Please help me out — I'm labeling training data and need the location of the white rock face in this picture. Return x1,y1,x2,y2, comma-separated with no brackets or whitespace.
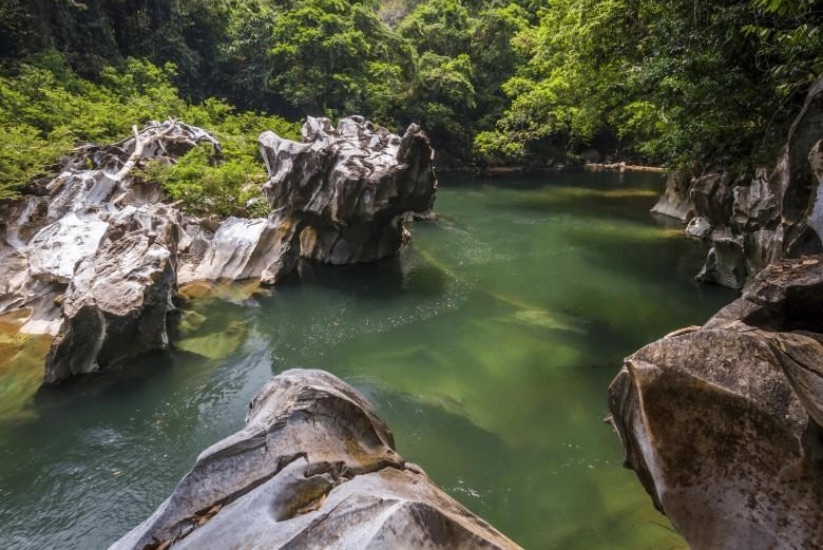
0,120,218,382
28,212,109,283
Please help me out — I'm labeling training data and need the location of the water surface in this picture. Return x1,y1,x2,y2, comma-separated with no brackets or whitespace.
0,171,735,548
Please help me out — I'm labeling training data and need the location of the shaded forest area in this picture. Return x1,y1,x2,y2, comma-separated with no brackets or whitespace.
1,0,821,202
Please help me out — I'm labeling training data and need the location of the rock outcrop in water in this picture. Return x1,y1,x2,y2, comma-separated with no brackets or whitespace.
0,116,437,384
112,369,519,550
651,77,823,289
608,256,823,549
0,120,216,382
258,115,437,267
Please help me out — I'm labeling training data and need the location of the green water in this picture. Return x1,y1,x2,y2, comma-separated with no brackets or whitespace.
0,171,735,548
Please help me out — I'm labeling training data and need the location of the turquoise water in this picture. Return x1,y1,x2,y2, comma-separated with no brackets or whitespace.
0,171,735,548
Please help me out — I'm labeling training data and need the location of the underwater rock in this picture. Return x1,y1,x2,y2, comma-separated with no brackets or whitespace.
112,369,519,550
609,255,823,549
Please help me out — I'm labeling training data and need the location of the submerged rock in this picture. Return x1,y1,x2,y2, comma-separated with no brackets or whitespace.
609,255,823,549
112,369,518,550
652,77,823,288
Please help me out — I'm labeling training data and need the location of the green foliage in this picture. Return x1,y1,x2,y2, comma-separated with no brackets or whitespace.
481,0,823,168
0,51,298,210
142,111,299,217
397,0,473,57
269,0,411,117
2,0,822,173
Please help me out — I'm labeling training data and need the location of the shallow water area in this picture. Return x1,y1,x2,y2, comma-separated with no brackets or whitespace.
0,170,735,548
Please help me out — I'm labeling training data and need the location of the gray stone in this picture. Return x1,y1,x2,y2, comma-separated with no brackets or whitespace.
609,255,823,549
650,171,695,222
1,116,438,383
650,77,823,288
112,369,519,550
258,116,437,268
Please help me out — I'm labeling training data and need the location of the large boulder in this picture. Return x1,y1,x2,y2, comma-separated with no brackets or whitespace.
652,77,823,289
111,369,519,550
44,204,180,383
258,115,437,267
608,255,823,549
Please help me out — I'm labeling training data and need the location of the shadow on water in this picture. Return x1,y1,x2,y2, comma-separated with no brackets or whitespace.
31,351,177,414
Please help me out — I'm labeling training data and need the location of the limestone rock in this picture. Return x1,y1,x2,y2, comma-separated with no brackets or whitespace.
1,116,438,383
44,204,180,383
0,120,219,383
650,171,695,222
609,255,823,549
111,369,519,550
651,77,823,288
177,215,301,285
258,115,437,267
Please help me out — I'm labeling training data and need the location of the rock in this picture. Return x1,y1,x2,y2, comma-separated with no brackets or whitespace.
44,204,180,383
177,215,301,285
1,116,437,383
684,216,711,239
650,171,695,222
258,115,437,268
609,255,823,549
111,369,519,550
651,77,823,288
0,120,219,383
695,236,746,289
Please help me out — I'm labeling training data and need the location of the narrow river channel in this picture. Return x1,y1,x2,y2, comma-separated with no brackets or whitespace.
0,170,736,548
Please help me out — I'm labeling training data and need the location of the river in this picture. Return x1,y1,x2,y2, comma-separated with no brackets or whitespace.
0,170,735,548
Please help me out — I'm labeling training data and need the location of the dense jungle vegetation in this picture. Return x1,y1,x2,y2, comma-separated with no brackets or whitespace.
0,0,821,205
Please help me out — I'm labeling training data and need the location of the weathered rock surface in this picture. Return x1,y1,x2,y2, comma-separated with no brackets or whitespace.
1,116,436,384
652,77,823,288
112,369,519,550
257,115,437,267
609,255,823,549
0,120,218,382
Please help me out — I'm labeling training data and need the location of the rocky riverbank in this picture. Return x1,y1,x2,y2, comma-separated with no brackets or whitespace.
609,76,823,548
651,77,823,289
111,369,520,550
0,116,437,384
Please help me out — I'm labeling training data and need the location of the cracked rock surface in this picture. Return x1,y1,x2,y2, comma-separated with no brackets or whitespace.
651,77,823,288
608,256,823,549
111,369,519,550
0,120,216,382
258,115,437,267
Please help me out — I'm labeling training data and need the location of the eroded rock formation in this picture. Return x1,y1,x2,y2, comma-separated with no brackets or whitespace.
112,369,519,550
258,115,437,266
178,116,438,284
0,120,216,382
609,256,823,549
651,77,823,288
0,116,437,384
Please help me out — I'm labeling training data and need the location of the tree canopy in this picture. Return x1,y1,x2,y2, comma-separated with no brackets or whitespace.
1,0,821,202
